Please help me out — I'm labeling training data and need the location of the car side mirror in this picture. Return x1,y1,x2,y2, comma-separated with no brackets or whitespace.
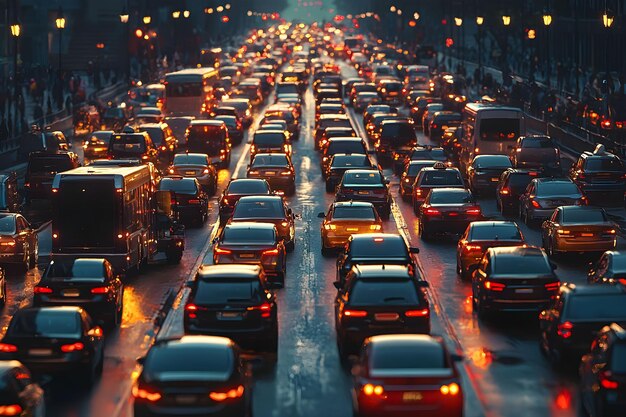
317,212,326,218
416,280,429,288
409,247,420,254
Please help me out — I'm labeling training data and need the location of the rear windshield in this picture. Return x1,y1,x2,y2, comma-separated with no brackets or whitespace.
251,154,289,167
333,206,376,220
195,280,263,304
104,108,124,118
159,179,198,195
522,137,555,148
562,209,607,223
584,157,624,172
411,149,446,161
350,280,418,305
507,173,534,191
173,154,208,165
254,132,285,146
371,344,445,370
331,155,369,168
233,200,284,219
474,156,513,169
566,294,626,320
28,157,73,173
343,171,383,185
328,142,366,155
537,182,580,196
110,135,146,153
420,170,464,186
492,255,551,275
429,190,473,204
222,227,275,244
471,225,522,241
479,118,519,140
227,180,268,194
610,343,626,374
188,125,223,138
140,128,164,146
350,238,408,258
381,124,417,145
0,215,15,234
9,310,81,338
43,261,106,281
145,344,233,374
407,162,435,176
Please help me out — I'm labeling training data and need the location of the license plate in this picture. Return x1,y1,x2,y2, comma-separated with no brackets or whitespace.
581,233,594,237
218,312,243,320
402,391,423,402
358,190,370,195
491,177,499,182
515,288,534,294
62,289,80,297
447,212,459,217
346,227,359,232
239,253,255,258
176,395,197,405
186,171,195,175
29,349,52,356
375,313,399,321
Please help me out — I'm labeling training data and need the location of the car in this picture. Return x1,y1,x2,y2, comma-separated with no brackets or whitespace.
541,206,617,256
263,105,300,140
221,98,253,127
183,264,279,350
336,234,420,286
410,96,441,125
219,179,272,222
0,306,104,383
363,104,399,128
316,103,345,119
456,221,526,280
250,130,291,157
422,103,445,134
168,152,218,194
163,116,194,144
325,153,376,192
318,127,357,150
417,188,482,239
367,113,403,141
351,335,463,417
495,169,538,214
33,258,124,327
321,138,368,173
0,213,38,273
354,92,380,112
334,265,430,357
260,120,292,142
467,155,513,195
133,335,253,417
519,178,584,225
185,120,232,168
82,131,113,160
137,123,178,165
24,151,80,203
213,223,287,286
158,177,209,226
335,169,392,220
349,83,377,106
579,323,626,417
213,115,244,145
539,283,626,366
318,202,383,255
101,105,132,131
229,195,296,252
588,251,626,284
427,112,461,143
246,153,296,196
471,246,559,318
314,114,352,150
510,135,561,175
412,163,465,209
0,360,45,415
374,119,417,163
399,160,438,201
404,89,430,106
107,132,159,166
569,144,626,206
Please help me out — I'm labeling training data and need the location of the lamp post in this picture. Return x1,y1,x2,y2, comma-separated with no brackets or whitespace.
55,7,66,75
10,21,21,136
502,14,511,73
119,6,130,81
543,11,552,87
454,17,462,65
603,9,614,93
476,15,484,82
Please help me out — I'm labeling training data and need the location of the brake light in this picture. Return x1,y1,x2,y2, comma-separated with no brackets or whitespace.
405,308,429,317
369,224,382,231
601,118,612,129
280,170,293,176
0,240,15,247
557,229,570,235
440,383,460,396
0,405,23,416
132,386,162,402
424,208,440,216
499,188,510,195
464,244,482,252
248,303,272,318
531,200,541,209
280,221,289,227
484,281,505,291
344,310,367,317
544,281,560,291
262,248,280,256
188,199,201,204
203,168,210,174
557,321,574,338
248,170,259,175
209,385,245,401
0,343,17,353
324,223,337,230
600,371,620,389
214,247,232,255
33,286,53,294
415,188,423,196
90,287,110,294
362,384,384,396
61,342,84,352
466,207,482,215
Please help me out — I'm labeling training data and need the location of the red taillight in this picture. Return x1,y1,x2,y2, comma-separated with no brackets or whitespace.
214,247,232,255
262,248,279,256
464,244,482,252
0,343,17,353
203,168,210,174
415,188,423,196
499,188,510,195
0,405,23,416
33,286,53,294
531,200,541,209
466,207,482,215
90,287,110,294
424,208,440,216
209,385,245,402
61,342,84,352
405,308,429,317
544,281,560,291
484,281,505,292
557,321,574,339
188,199,201,204
132,386,162,402
248,303,272,318
600,371,620,389
601,118,612,129
578,173,586,180
280,170,293,176
344,309,368,318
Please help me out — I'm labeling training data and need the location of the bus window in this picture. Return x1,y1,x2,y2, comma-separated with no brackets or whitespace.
166,83,203,97
479,119,519,140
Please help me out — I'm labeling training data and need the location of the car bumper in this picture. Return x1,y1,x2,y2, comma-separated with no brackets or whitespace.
471,176,502,190
0,252,24,264
134,399,246,417
483,296,553,312
554,236,616,252
176,206,204,219
527,207,556,220
3,352,94,374
357,395,462,417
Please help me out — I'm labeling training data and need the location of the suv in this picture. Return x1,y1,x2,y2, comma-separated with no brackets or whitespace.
579,323,626,417
569,144,626,205
411,162,465,210
374,119,417,162
496,169,537,214
107,132,158,165
25,151,80,203
137,123,177,165
510,135,561,175
185,120,231,168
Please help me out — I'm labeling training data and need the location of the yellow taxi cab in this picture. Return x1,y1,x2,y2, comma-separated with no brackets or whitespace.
318,201,383,256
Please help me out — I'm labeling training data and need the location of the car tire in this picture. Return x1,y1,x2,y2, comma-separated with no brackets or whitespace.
0,281,6,307
266,326,279,353
419,222,431,240
22,248,30,273
208,181,217,197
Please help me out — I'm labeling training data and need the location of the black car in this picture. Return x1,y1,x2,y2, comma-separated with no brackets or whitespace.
325,153,376,192
569,145,626,206
24,152,80,203
33,258,124,327
219,179,272,222
0,307,104,383
588,251,626,284
579,323,626,417
321,138,368,173
336,233,420,286
471,247,560,318
184,264,278,352
133,335,252,417
335,170,391,219
374,119,417,164
495,168,538,214
0,360,45,416
334,264,430,357
467,155,513,195
0,172,19,212
418,188,482,239
158,176,209,226
539,283,626,366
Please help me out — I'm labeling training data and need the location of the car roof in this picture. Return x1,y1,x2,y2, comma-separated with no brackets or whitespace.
157,335,234,349
367,334,443,349
429,187,470,194
351,233,403,242
332,201,375,208
563,283,626,296
197,264,263,279
470,221,519,229
534,177,574,184
236,195,283,203
352,264,413,278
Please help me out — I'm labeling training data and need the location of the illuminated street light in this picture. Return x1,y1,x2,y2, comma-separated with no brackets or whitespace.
206,8,214,14
390,6,396,12
183,10,190,18
119,8,129,24
397,9,402,16
476,16,484,25
542,13,552,26
55,8,66,29
217,6,224,12
502,15,511,26
413,12,420,20
143,16,151,25
172,11,181,19
10,23,21,37
225,4,231,10
454,17,463,26
603,11,614,28
247,10,253,17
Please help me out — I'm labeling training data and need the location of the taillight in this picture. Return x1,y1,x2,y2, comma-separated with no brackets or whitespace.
424,208,440,216
600,371,620,389
405,308,429,317
280,170,293,176
557,321,574,338
248,303,272,318
544,282,560,291
33,286,53,294
499,188,510,195
214,247,232,255
484,281,505,292
90,286,110,294
132,385,162,402
262,248,280,256
323,223,337,230
464,244,482,252
209,385,245,402
203,168,210,174
60,342,84,352
344,309,367,318
440,383,460,396
466,207,482,215
362,384,384,396
0,343,17,353
0,405,23,416
168,168,175,174
369,224,382,231
415,188,423,196
0,240,16,247
530,200,541,209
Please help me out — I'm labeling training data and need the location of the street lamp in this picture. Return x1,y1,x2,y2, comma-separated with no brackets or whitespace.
143,16,151,25
120,6,130,80
172,10,181,19
55,7,66,74
476,15,484,81
119,8,129,24
10,21,20,136
183,10,190,18
502,15,511,26
603,10,614,92
543,11,552,87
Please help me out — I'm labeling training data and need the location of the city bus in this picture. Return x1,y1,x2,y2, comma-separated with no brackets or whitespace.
163,68,219,116
459,103,525,173
51,164,184,273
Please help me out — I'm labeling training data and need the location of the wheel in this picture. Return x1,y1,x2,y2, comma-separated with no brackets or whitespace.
22,247,31,273
95,352,104,376
419,222,431,240
266,327,278,353
0,281,6,307
413,199,420,215
115,292,124,326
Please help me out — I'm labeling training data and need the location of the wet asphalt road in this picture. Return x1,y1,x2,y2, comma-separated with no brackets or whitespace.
2,59,622,417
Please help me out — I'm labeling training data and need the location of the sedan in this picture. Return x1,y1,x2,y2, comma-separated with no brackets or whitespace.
250,130,291,157
467,155,513,195
133,336,252,417
519,178,584,225
335,170,391,220
0,361,45,416
325,154,376,192
542,206,617,256
399,160,438,201
219,179,272,222
510,135,561,175
168,153,218,195
213,223,287,286
246,153,296,196
158,177,209,226
351,335,463,417
0,307,104,384
0,213,38,272
588,250,626,284
319,202,383,255
82,130,113,160
418,188,482,240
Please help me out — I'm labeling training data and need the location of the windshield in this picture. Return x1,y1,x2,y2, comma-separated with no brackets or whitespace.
407,162,435,176
471,225,522,241
492,255,551,275
251,154,289,168
0,215,16,234
233,200,284,219
479,118,519,141
508,173,534,191
474,156,513,169
421,170,464,186
381,124,417,145
195,280,263,304
566,294,626,320
227,180,269,194
537,182,580,196
429,190,473,204
350,238,408,258
331,155,369,168
584,157,624,172
333,206,376,220
9,310,81,338
159,179,198,195
254,132,285,146
562,209,607,223
145,343,233,375
522,137,555,148
173,154,208,165
371,344,445,370
342,171,382,186
350,280,418,305
222,227,275,244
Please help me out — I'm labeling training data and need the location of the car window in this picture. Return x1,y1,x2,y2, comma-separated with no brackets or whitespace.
0,215,16,234
194,280,263,304
9,310,81,338
584,157,623,172
254,132,285,146
222,227,275,244
350,238,408,258
562,209,606,223
429,190,473,204
470,225,522,241
233,200,285,219
522,137,555,148
173,154,208,165
370,344,446,370
349,280,419,305
566,294,626,320
145,344,233,375
159,178,198,195
343,171,382,185
332,206,376,220
421,170,463,186
537,182,580,195
492,254,551,275
251,154,289,167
